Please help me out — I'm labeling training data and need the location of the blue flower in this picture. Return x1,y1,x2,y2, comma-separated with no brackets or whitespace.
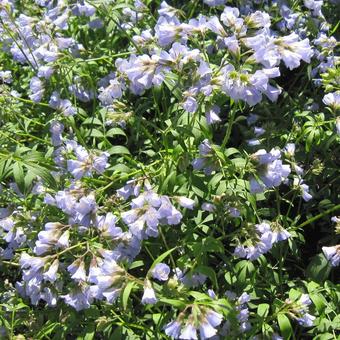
164,320,182,338
141,281,157,305
151,263,170,281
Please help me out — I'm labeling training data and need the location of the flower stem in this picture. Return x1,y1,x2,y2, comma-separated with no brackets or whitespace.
297,204,340,229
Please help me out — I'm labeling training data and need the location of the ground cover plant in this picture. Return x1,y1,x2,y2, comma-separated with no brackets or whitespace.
0,0,339,339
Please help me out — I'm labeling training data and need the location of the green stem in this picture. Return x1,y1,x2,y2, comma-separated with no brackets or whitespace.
221,106,236,149
297,204,340,229
159,228,177,270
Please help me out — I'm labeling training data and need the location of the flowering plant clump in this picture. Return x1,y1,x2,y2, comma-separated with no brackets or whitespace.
0,0,339,338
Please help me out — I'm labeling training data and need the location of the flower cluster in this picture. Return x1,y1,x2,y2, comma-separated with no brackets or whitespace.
234,221,291,260
286,294,316,327
164,306,223,339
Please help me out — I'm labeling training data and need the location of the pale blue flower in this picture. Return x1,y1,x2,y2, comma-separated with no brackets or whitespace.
176,197,195,210
180,323,197,339
62,287,93,311
141,282,157,304
203,0,226,7
50,121,64,146
151,263,170,281
183,96,198,113
323,91,340,110
43,259,59,282
322,245,340,267
205,105,221,125
37,65,54,79
73,1,95,16
297,313,316,327
164,320,181,338
68,259,86,282
0,70,12,83
29,77,45,102
199,321,217,339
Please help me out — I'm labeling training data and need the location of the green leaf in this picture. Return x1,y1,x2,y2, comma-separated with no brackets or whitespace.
25,163,56,189
0,159,13,181
82,117,102,125
106,128,126,138
257,303,270,318
76,324,95,340
313,334,336,340
89,129,104,138
277,314,292,340
306,253,332,283
310,293,326,313
13,162,25,193
159,298,186,309
189,291,210,301
122,281,136,310
108,145,130,155
129,260,144,270
36,321,61,339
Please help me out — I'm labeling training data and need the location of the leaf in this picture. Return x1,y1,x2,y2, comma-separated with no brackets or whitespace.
159,298,186,309
108,327,122,340
129,260,144,270
277,314,292,340
122,281,136,310
76,324,95,340
89,129,104,138
288,288,301,301
0,159,13,180
225,147,240,157
25,163,56,189
306,253,331,283
257,303,270,318
313,334,337,340
13,162,25,193
108,145,130,155
189,291,210,301
36,321,61,339
310,293,327,313
106,128,126,138
82,117,102,125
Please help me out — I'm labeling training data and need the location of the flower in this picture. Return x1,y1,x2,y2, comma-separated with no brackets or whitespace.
164,320,182,338
250,149,291,193
0,70,12,83
205,105,221,125
201,203,215,212
29,77,45,102
203,0,226,7
68,259,87,282
192,140,218,175
50,121,64,146
322,245,340,267
234,221,290,260
62,286,93,311
183,96,198,113
297,313,316,327
141,281,157,304
176,197,196,210
151,263,170,281
43,259,59,282
323,91,340,111
180,323,197,339
221,65,281,106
